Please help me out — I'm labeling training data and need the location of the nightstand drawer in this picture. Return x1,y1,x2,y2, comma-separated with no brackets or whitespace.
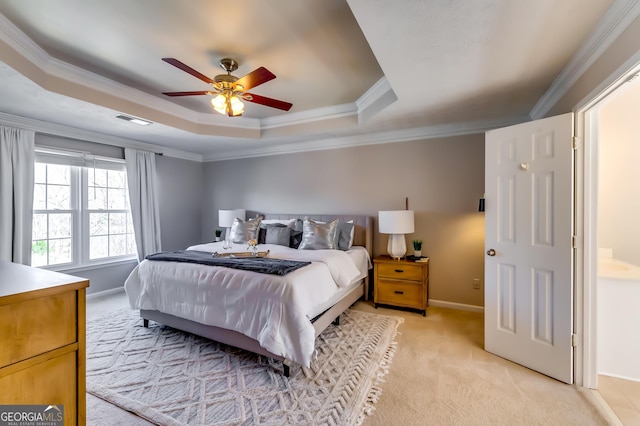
377,262,423,281
376,280,423,307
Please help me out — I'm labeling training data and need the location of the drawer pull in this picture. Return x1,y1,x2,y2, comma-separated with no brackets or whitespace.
394,269,404,273
394,290,404,295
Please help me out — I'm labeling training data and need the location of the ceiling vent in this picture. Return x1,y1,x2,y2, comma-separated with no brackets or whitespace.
115,114,152,126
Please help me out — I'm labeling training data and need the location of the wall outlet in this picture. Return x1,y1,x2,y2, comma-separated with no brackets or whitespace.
472,278,481,290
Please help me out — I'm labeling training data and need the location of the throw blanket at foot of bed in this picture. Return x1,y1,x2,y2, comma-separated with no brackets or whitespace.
145,250,311,275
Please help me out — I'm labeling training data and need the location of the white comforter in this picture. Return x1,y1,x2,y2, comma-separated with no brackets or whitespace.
124,242,370,367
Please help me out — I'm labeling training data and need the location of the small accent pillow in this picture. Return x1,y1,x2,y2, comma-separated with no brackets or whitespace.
289,230,303,249
230,216,262,244
258,223,287,244
261,218,297,228
336,221,355,251
266,226,292,246
298,218,338,250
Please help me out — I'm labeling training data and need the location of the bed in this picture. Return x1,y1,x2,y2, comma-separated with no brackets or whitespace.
124,213,373,376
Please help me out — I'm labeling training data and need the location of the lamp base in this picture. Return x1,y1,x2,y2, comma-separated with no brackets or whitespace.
387,234,407,260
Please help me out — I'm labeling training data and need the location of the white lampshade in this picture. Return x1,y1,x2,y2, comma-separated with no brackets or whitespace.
378,210,414,234
378,210,415,259
218,209,246,228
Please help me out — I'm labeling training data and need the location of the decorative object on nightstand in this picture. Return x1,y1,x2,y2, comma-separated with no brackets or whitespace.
219,209,246,242
373,255,429,316
378,210,415,260
412,239,423,257
215,229,222,241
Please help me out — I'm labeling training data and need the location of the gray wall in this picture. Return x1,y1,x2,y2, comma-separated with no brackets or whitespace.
202,134,486,308
155,155,204,251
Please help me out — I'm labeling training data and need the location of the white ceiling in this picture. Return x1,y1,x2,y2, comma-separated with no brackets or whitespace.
0,0,631,161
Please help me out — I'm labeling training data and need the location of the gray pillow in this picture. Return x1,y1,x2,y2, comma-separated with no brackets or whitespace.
258,223,286,244
289,230,303,249
266,225,292,246
298,218,338,250
336,221,354,250
230,216,262,243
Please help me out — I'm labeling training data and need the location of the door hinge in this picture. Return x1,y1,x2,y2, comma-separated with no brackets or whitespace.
571,333,579,347
571,235,580,248
572,136,581,150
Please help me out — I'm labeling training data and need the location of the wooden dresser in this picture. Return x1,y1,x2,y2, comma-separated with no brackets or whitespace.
374,255,429,316
0,260,89,426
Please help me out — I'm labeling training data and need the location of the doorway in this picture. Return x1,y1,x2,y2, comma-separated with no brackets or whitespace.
577,61,640,423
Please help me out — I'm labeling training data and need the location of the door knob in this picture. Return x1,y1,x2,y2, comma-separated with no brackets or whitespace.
486,249,496,256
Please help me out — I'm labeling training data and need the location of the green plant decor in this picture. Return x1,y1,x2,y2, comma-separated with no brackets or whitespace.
215,229,222,237
412,240,423,251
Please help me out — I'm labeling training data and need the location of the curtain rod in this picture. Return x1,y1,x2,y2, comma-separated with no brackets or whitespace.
36,144,163,158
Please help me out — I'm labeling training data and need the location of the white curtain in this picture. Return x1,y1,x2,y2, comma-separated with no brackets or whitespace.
0,126,35,264
125,148,162,261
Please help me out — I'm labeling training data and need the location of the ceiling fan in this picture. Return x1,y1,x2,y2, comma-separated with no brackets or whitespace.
161,57,293,117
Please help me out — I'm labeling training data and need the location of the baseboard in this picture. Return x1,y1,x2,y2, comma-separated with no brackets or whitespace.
580,388,623,426
86,286,125,300
428,299,484,313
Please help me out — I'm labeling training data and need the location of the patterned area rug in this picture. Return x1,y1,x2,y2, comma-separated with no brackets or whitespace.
86,308,403,425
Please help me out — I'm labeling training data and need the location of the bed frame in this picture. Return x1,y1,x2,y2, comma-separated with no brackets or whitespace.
140,214,373,376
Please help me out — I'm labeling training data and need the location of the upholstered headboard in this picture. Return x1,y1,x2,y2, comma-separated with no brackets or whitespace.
261,213,373,257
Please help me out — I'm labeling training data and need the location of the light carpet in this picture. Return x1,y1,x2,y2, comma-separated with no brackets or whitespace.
86,308,403,426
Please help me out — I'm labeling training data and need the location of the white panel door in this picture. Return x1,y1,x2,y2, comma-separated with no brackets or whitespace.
485,113,574,384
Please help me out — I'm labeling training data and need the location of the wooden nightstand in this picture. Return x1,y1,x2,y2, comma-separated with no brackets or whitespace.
373,255,429,316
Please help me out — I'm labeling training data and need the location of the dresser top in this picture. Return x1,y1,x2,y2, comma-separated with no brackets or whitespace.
0,260,89,302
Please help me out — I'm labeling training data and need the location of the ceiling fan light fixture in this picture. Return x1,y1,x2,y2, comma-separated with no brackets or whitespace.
229,95,244,115
211,92,244,116
211,94,227,114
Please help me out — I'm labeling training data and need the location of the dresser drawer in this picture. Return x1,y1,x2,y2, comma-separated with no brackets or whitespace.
376,280,424,308
0,350,77,425
377,262,423,282
0,291,77,367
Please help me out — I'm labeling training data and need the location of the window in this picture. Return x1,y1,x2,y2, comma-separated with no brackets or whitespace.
87,168,136,260
31,150,136,268
32,163,73,266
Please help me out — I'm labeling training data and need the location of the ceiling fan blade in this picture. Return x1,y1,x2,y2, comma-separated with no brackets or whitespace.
162,58,215,84
244,93,293,111
235,67,276,91
162,91,212,96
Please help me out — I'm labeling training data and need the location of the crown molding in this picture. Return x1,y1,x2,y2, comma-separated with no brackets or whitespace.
202,114,528,162
0,112,203,162
0,13,49,69
356,77,398,124
530,0,640,119
260,102,358,129
356,77,392,111
1,109,527,164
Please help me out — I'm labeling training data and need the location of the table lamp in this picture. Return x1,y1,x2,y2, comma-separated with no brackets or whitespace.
378,210,415,260
218,209,246,241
